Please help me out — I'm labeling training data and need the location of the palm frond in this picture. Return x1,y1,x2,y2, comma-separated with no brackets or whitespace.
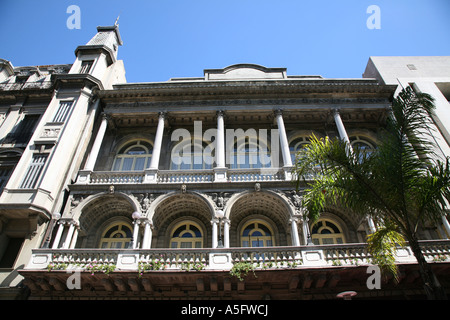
367,223,406,282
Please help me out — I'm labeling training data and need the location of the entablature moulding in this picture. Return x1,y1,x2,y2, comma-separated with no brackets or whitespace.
100,101,389,129
98,78,396,99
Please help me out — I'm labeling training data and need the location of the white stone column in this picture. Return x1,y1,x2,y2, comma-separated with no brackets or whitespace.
223,219,230,248
211,219,218,248
302,217,313,245
149,112,165,170
275,109,293,167
84,110,107,171
216,111,226,167
52,221,65,249
214,110,227,182
290,217,301,246
62,222,76,249
132,220,140,249
69,227,79,249
442,215,450,239
367,216,377,233
333,109,351,145
145,112,165,183
142,220,153,249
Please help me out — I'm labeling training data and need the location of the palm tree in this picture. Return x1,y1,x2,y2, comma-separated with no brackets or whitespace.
294,86,450,300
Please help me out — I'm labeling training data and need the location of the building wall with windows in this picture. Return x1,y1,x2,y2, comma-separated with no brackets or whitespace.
1,25,450,300
0,25,126,299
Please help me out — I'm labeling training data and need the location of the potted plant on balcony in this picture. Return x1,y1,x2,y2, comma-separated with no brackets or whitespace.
230,262,257,281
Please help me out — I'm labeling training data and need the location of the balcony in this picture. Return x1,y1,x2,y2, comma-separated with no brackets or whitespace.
20,240,450,299
76,167,289,185
25,240,450,273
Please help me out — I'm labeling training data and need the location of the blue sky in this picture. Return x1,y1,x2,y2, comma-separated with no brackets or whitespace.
1,0,449,83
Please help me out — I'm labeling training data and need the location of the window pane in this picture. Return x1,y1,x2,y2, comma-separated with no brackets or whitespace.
181,232,193,238
112,158,122,171
134,157,145,170
181,242,192,248
127,147,146,155
122,158,133,171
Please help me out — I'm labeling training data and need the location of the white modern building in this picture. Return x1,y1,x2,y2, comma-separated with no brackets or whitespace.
0,25,449,300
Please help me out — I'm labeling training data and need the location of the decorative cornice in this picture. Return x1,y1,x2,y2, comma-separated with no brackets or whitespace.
98,78,396,102
104,97,391,111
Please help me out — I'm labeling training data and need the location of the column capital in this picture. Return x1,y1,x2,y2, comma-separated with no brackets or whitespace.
274,108,283,117
289,217,300,224
216,110,225,117
332,107,341,115
100,112,110,120
158,111,167,119
142,219,154,228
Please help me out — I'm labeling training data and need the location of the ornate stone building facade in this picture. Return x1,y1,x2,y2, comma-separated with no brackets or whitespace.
1,25,449,300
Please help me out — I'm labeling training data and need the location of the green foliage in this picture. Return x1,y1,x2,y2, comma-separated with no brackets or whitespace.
85,262,116,275
293,86,450,286
230,262,257,281
180,261,206,272
138,259,166,277
366,223,406,281
47,262,68,271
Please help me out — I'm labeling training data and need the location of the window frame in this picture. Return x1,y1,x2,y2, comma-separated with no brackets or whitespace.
310,219,345,245
99,221,133,249
229,138,271,169
170,140,214,170
289,136,311,164
112,140,153,172
169,221,204,249
240,220,275,248
19,153,48,189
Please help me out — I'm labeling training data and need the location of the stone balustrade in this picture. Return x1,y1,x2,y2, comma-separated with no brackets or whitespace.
89,171,145,184
77,168,288,185
25,240,450,273
227,168,285,182
157,170,214,183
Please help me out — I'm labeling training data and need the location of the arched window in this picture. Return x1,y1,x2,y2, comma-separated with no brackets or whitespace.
170,222,203,248
99,222,133,248
310,219,345,245
241,220,274,248
171,141,213,170
230,138,271,169
112,140,153,171
289,136,310,164
350,136,376,158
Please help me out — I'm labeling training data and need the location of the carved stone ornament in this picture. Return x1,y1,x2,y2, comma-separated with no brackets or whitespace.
207,192,232,210
136,193,154,213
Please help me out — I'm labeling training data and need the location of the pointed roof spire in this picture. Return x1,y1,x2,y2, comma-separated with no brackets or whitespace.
114,13,121,26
